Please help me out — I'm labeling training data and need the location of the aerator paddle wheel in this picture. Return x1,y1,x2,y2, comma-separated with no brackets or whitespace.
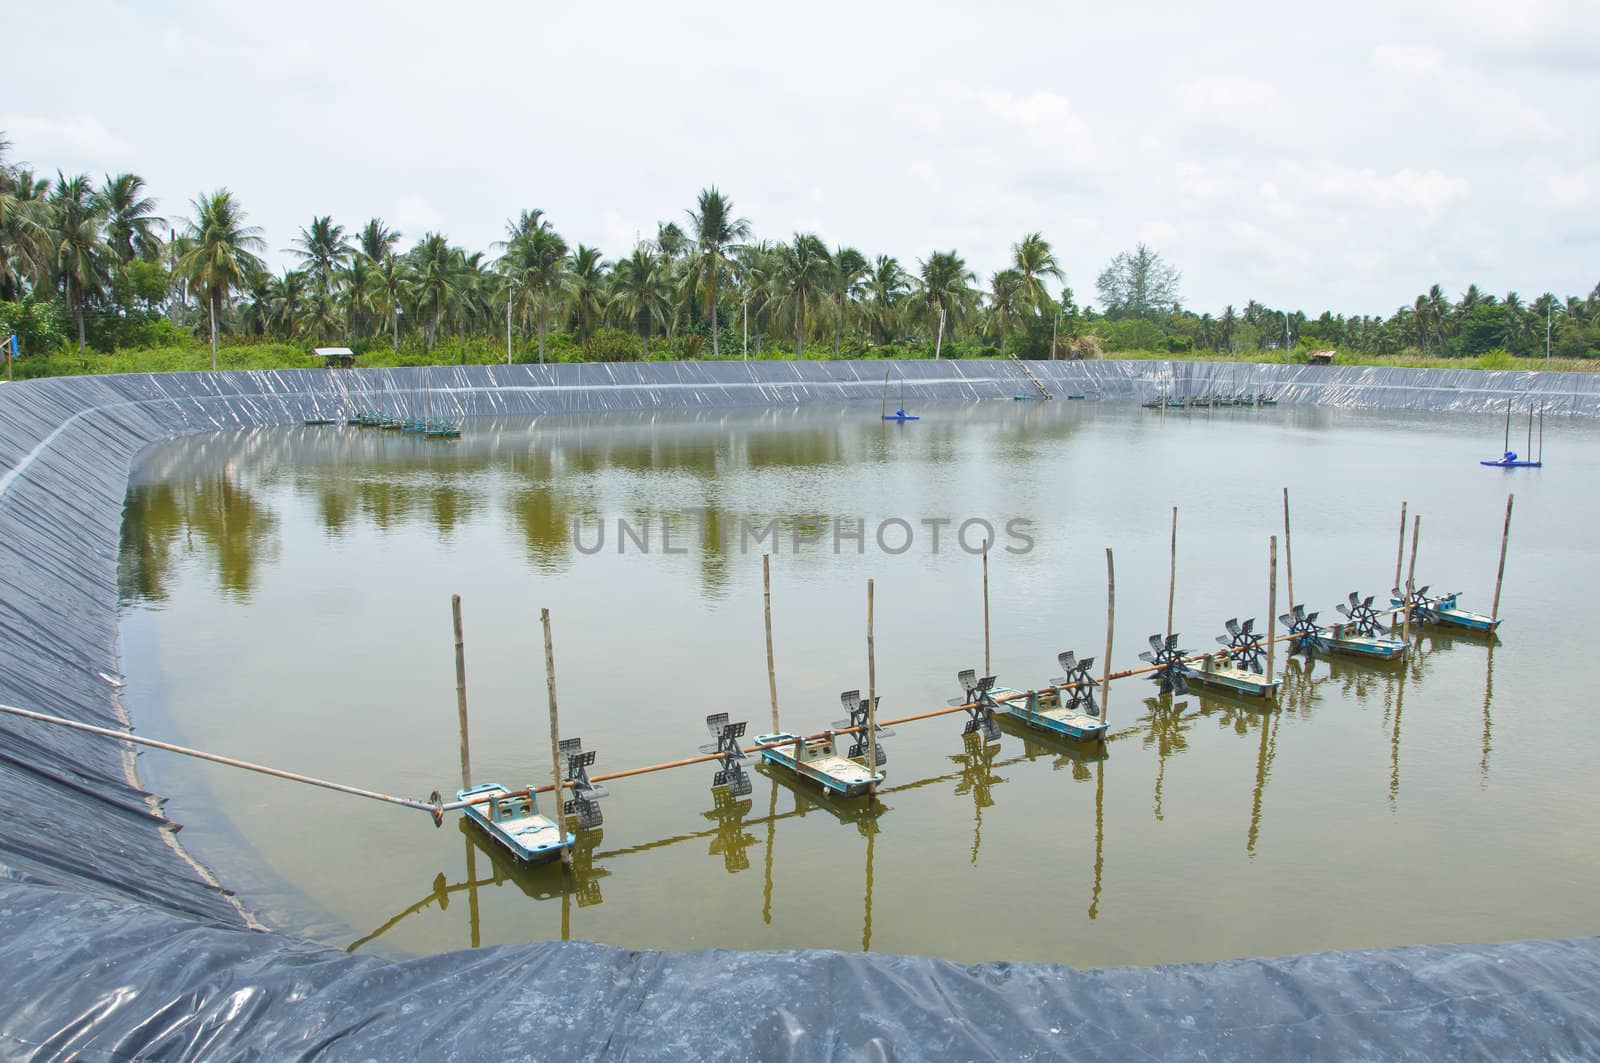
1391,584,1445,624
1138,634,1191,695
833,689,891,766
1051,651,1100,715
949,669,1001,743
1278,604,1326,665
700,713,753,796
1216,618,1266,673
1337,592,1391,637
558,737,609,829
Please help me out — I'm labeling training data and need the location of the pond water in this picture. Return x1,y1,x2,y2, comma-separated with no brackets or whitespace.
116,401,1600,966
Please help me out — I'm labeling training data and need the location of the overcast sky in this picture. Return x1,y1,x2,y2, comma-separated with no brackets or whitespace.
7,0,1597,316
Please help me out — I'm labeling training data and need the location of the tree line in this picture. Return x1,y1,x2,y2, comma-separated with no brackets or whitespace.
2,133,1597,366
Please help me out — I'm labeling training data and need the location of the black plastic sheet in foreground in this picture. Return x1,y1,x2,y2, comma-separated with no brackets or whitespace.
2,878,1597,1060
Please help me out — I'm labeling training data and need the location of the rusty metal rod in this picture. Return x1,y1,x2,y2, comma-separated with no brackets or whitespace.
0,702,444,818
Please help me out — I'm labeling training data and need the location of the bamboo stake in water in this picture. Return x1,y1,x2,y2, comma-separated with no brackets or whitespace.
866,578,878,797
1491,494,1514,620
763,554,779,732
1393,501,1408,590
1403,515,1421,648
982,538,991,675
1102,548,1115,722
1267,536,1278,686
541,608,572,869
452,594,472,790
1166,507,1177,642
1282,488,1295,613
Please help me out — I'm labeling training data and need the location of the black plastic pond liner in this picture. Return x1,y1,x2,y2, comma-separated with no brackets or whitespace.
1,362,1598,1060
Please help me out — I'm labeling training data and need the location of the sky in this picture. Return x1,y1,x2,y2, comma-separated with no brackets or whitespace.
6,0,1597,317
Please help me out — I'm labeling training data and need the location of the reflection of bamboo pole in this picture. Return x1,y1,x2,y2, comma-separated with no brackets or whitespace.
452,595,472,790
465,835,481,949
862,821,875,953
866,579,878,797
1491,494,1514,620
1267,536,1278,685
762,775,777,925
1102,548,1115,722
1393,501,1408,590
541,608,572,869
763,554,779,732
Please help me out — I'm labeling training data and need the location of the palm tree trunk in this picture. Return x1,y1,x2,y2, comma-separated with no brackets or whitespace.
537,297,547,365
75,303,86,355
795,297,804,358
209,295,218,371
834,295,842,358
710,265,719,359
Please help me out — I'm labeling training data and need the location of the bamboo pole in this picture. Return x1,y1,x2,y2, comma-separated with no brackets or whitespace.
1282,488,1295,612
0,702,444,817
982,539,991,675
1267,536,1278,685
1393,501,1408,590
763,554,779,732
451,595,472,790
1403,515,1421,647
1491,494,1514,620
866,578,878,796
1166,507,1177,642
541,608,572,868
1102,548,1115,722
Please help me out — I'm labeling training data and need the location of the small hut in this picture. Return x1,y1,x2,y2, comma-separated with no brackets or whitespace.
311,347,357,369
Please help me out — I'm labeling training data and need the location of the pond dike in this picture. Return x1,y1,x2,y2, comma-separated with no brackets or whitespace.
1,360,1597,1059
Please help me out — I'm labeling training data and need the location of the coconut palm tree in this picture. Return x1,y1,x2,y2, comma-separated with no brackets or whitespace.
685,187,751,358
340,254,381,339
291,215,353,297
608,245,670,357
827,246,869,357
266,269,310,336
0,145,49,299
498,226,568,363
773,234,831,357
375,252,411,351
917,250,976,345
47,173,110,353
1011,232,1063,316
408,233,457,350
985,269,1027,357
731,240,778,356
864,255,910,345
356,218,400,264
178,190,265,368
98,173,164,264
564,245,608,344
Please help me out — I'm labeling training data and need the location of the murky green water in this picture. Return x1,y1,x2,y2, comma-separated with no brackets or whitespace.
117,401,1600,966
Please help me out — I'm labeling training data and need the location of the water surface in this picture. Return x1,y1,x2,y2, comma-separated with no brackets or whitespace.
117,401,1600,965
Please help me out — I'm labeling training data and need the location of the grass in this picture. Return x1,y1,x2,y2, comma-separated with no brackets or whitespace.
7,341,1596,380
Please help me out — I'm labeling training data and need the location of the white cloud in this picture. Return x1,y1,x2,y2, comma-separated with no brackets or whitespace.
2,113,132,164
1370,44,1445,78
1542,166,1598,209
1178,77,1282,124
390,193,444,239
1302,167,1472,220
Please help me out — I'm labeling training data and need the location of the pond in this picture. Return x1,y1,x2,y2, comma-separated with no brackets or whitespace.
116,400,1600,966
